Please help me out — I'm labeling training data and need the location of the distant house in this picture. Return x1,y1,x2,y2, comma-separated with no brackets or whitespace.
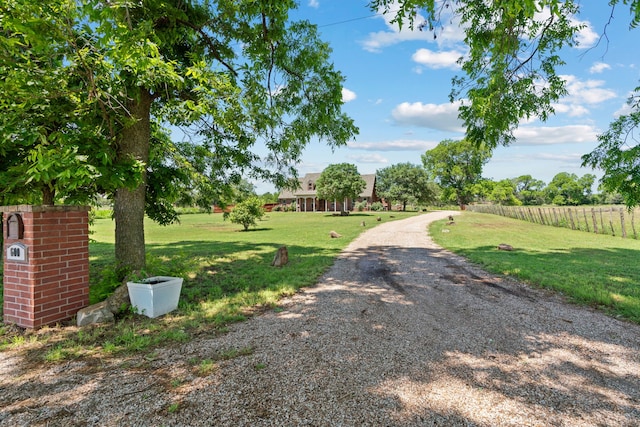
278,172,380,212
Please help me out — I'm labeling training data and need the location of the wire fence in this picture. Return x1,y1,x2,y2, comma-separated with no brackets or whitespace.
467,205,640,239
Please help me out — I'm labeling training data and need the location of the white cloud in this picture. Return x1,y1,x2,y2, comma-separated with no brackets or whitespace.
573,17,599,49
391,101,464,132
552,103,590,117
342,88,357,102
308,0,319,8
361,5,464,53
490,151,584,165
411,48,463,70
361,28,429,53
614,101,635,118
561,75,617,104
512,125,599,145
550,75,617,116
348,139,439,151
347,153,389,164
589,62,611,74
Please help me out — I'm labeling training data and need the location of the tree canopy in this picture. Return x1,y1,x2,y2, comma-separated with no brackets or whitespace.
1,0,358,272
376,163,438,210
544,172,596,206
582,86,640,207
370,0,639,148
512,175,547,205
315,163,366,211
370,0,640,207
422,139,491,209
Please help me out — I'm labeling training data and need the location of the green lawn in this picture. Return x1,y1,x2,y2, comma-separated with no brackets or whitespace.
1,210,418,360
430,211,640,324
5,208,638,361
90,211,415,316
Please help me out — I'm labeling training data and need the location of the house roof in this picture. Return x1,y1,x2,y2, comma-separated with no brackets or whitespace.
278,172,376,199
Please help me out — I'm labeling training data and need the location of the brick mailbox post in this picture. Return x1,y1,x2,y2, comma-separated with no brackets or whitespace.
2,205,90,328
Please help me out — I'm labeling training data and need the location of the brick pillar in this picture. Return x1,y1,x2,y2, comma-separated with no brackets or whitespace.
2,205,90,328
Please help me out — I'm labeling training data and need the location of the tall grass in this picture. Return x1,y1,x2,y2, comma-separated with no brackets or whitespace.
468,204,640,238
430,212,640,323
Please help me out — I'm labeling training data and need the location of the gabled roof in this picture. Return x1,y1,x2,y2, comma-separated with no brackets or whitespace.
278,172,376,199
360,174,376,198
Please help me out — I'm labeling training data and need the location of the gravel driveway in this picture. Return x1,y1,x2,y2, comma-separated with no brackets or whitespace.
2,211,639,426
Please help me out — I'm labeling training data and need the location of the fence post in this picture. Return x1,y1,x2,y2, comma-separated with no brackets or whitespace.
609,207,616,236
582,208,590,233
632,209,638,239
620,207,627,238
591,208,598,234
568,208,576,230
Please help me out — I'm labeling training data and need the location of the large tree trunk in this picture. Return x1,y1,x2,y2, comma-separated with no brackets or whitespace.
42,187,55,206
114,88,152,272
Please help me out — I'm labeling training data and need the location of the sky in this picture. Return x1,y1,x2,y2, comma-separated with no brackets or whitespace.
255,1,639,194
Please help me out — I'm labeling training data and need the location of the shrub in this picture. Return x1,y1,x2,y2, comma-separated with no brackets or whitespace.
227,197,265,231
370,202,384,211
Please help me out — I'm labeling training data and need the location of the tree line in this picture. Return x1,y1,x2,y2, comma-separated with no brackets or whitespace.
377,138,619,210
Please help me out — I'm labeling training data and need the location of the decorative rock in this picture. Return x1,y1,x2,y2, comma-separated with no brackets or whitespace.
105,283,131,313
329,230,342,238
360,221,366,227
376,216,381,222
497,243,514,251
271,246,289,267
77,301,114,326
77,282,132,326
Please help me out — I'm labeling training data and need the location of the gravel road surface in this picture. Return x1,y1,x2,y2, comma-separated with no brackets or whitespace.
1,211,639,426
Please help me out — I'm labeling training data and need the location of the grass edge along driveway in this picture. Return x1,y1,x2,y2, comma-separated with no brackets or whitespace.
1,211,419,360
430,211,640,325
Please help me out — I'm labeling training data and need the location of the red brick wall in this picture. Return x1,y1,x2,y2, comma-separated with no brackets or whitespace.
2,205,90,328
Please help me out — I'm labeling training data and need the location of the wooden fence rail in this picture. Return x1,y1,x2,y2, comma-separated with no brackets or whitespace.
467,205,640,239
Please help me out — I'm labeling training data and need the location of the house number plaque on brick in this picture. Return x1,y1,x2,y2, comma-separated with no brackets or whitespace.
6,243,28,262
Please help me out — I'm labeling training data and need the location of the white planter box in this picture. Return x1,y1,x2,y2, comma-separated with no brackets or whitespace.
126,276,183,318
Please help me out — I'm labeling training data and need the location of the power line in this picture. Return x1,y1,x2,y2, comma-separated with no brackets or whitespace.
317,12,384,28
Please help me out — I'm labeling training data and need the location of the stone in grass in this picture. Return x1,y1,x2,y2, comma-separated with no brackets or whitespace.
329,230,342,238
77,282,131,326
77,301,114,326
106,282,131,313
497,243,514,251
271,246,289,267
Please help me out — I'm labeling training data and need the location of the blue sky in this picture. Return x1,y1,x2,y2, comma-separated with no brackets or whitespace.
257,1,639,193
